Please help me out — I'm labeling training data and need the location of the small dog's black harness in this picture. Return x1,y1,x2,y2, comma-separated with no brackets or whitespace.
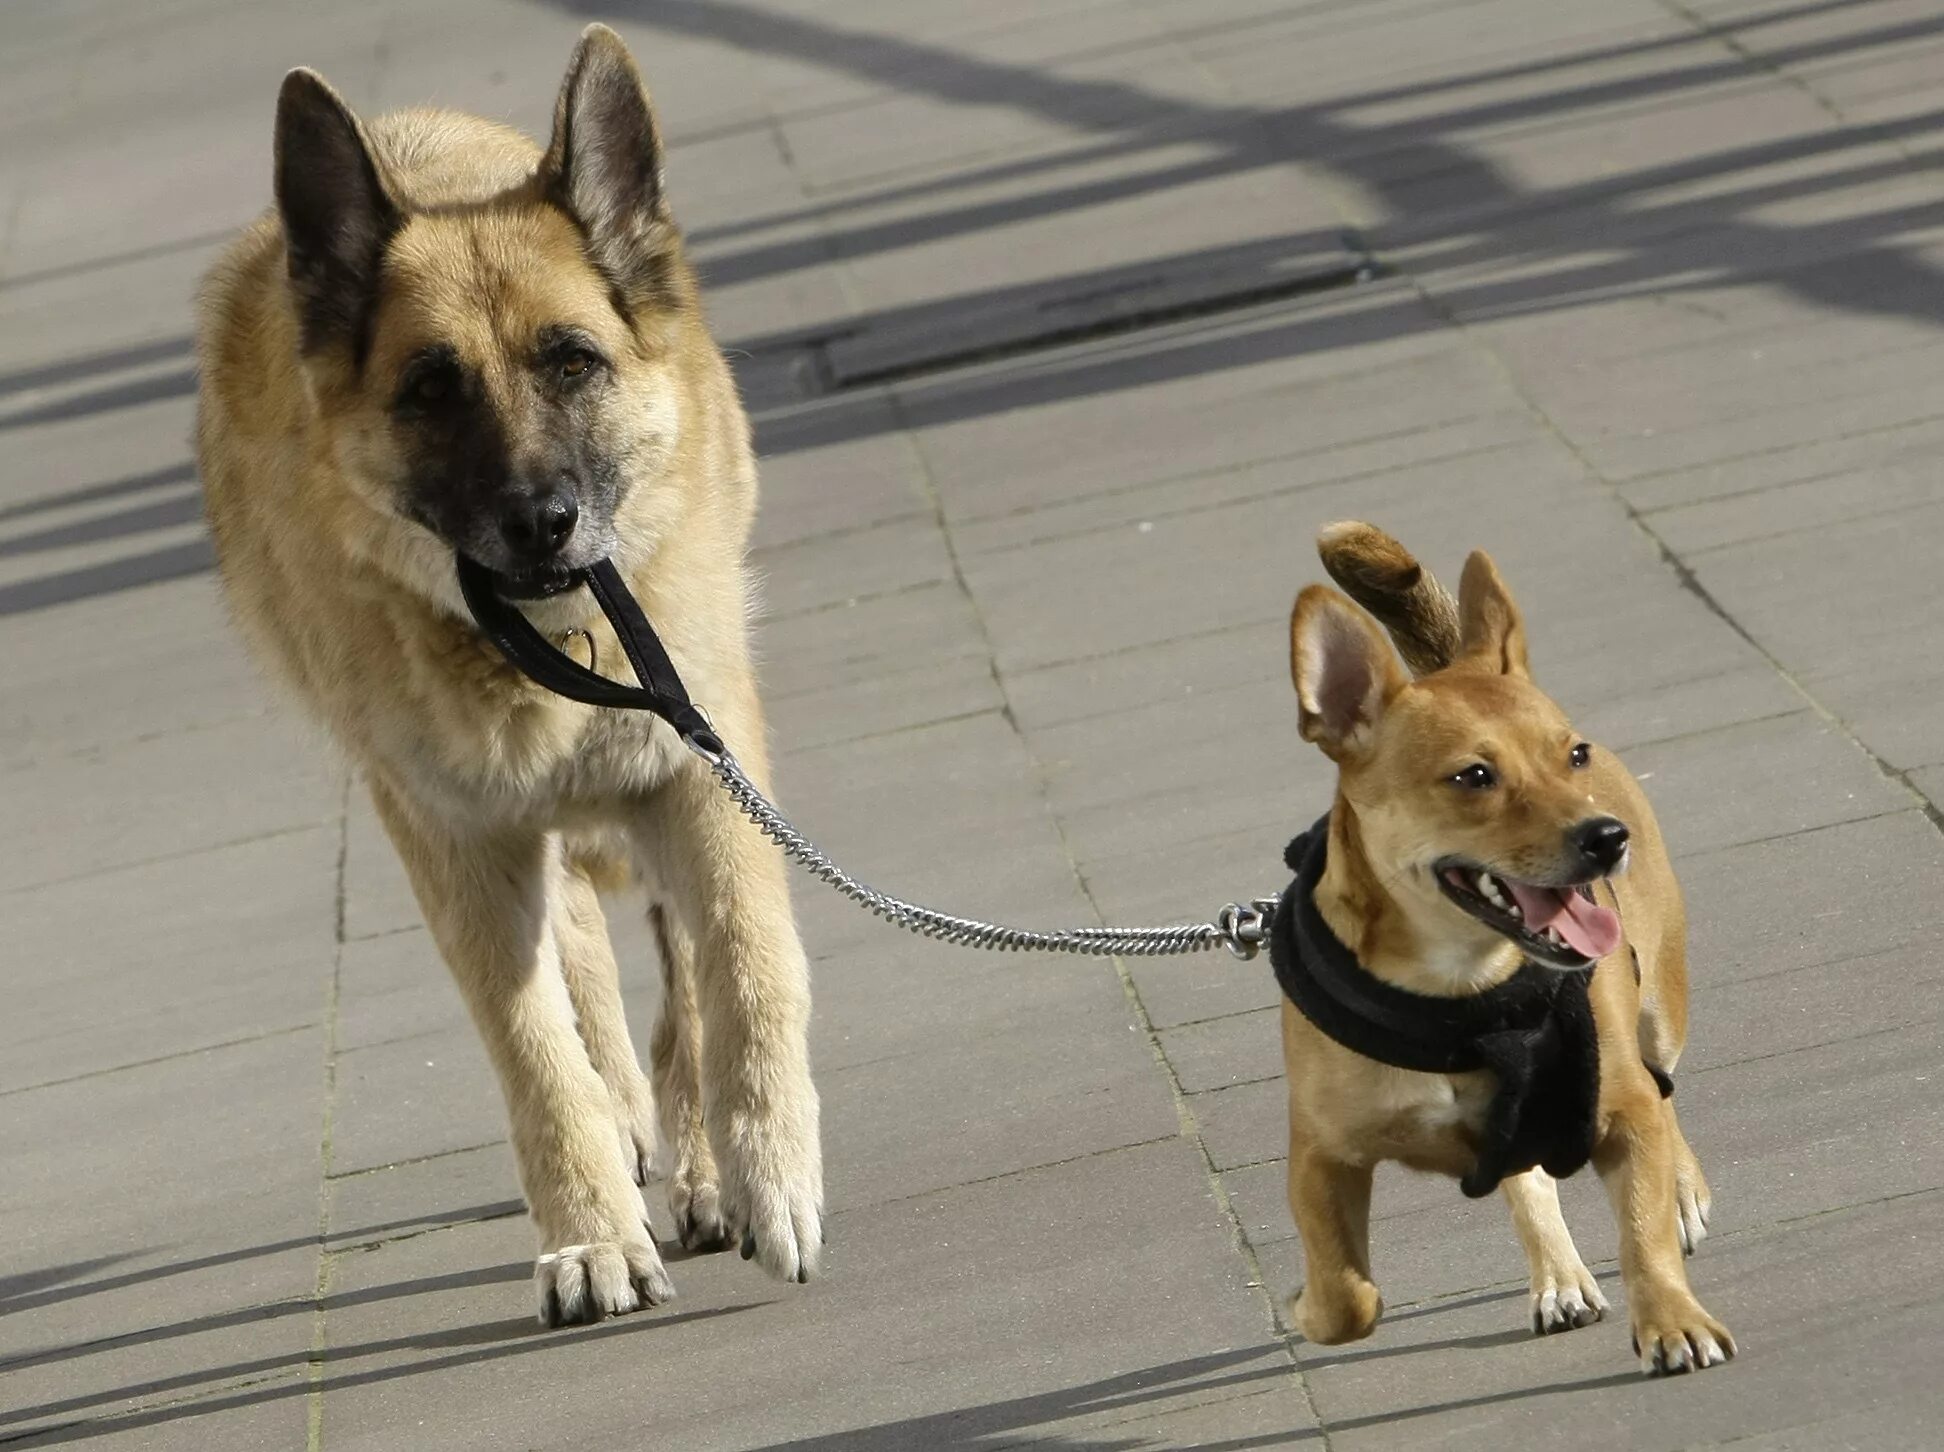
1270,814,1623,1197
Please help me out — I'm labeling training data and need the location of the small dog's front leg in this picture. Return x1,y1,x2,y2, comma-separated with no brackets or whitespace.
1502,1169,1608,1333
1285,1144,1382,1345
1596,1084,1735,1375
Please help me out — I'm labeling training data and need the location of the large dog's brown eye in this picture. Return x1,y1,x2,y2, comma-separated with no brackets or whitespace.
1451,763,1496,790
561,353,590,380
1570,742,1592,769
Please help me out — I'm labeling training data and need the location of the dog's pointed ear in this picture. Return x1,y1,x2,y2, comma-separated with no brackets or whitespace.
1291,586,1408,760
541,25,679,303
1455,550,1530,678
274,69,400,362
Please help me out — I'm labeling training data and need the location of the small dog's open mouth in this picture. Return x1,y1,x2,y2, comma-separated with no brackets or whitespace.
1433,860,1622,970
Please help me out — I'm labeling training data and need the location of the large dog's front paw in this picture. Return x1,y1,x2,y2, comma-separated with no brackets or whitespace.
609,1075,660,1190
1630,1290,1735,1375
668,1155,732,1253
717,1098,824,1284
535,1232,674,1328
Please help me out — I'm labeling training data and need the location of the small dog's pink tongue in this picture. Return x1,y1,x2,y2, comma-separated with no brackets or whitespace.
1505,880,1622,959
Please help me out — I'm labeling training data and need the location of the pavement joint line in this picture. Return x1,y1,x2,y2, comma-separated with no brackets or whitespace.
749,507,935,560
305,778,352,1452
323,1137,509,1182
1695,940,1944,995
764,646,992,705
776,704,1007,760
0,706,278,775
754,573,951,626
957,435,1536,559
1682,1011,1940,1078
1184,1071,1284,1099
1672,805,1923,863
1610,705,1808,753
339,921,424,945
946,409,1522,533
0,1022,319,1098
825,1133,1182,1218
1677,495,1944,560
1158,1003,1280,1033
1615,404,1944,492
887,350,1332,1439
0,820,335,900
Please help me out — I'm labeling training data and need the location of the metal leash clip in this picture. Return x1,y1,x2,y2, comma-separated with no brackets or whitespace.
1215,898,1282,960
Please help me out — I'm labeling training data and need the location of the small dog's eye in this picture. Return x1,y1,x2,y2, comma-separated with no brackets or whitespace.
1569,742,1592,769
1451,764,1496,790
414,373,448,403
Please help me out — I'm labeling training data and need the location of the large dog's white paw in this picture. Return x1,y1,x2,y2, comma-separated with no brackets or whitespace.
610,1077,660,1191
718,1100,824,1284
535,1235,674,1328
668,1158,733,1253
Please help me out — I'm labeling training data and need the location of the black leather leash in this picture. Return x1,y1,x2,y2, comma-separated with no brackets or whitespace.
456,555,723,758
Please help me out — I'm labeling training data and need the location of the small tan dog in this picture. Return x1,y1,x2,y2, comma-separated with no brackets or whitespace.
1271,522,1733,1375
197,27,822,1325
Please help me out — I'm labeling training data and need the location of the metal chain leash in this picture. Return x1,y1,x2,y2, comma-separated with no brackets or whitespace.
456,555,1281,962
693,739,1280,960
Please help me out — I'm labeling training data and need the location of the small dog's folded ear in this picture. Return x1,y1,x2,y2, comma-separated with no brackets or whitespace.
1291,585,1408,760
1455,550,1531,678
541,25,680,306
274,69,400,363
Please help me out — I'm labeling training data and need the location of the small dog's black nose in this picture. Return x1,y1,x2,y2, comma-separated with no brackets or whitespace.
1571,816,1630,871
499,490,578,560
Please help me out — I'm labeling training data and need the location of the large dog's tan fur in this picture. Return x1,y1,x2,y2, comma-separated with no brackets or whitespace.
1280,523,1732,1375
196,27,822,1324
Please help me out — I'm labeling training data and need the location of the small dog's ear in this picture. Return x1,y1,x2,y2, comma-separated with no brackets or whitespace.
1290,586,1407,759
274,70,400,362
1456,550,1530,678
541,25,679,304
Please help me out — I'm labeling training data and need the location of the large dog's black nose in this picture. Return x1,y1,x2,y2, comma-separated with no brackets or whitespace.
499,490,578,561
1571,816,1630,872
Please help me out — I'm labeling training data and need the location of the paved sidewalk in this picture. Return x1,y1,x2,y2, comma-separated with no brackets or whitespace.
4,0,1942,1447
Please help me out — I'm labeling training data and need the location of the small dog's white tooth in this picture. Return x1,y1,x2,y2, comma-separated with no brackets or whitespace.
1508,904,1522,920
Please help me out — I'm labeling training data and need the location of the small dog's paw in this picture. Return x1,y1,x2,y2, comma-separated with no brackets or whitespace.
1529,1267,1608,1335
1631,1301,1736,1375
534,1237,674,1328
669,1165,733,1253
1676,1181,1712,1256
1290,1277,1384,1345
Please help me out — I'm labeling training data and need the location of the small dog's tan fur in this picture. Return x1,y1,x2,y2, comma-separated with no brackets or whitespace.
196,27,822,1325
1280,523,1731,1375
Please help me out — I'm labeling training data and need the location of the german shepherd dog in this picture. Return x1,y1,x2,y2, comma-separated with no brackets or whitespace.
1277,523,1734,1375
195,26,822,1325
